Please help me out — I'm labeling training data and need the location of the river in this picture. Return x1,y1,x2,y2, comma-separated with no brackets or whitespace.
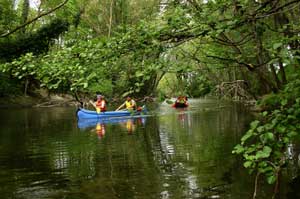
0,98,299,199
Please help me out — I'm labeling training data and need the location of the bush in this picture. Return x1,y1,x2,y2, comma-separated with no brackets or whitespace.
0,73,22,97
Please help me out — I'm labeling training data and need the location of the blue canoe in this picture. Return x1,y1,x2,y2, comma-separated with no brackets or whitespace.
77,107,147,120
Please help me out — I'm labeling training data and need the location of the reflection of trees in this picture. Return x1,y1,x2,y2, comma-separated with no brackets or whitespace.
0,107,97,198
157,102,254,197
0,103,264,198
79,117,164,198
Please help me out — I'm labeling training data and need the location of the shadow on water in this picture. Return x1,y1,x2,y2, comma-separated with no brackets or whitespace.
0,99,299,199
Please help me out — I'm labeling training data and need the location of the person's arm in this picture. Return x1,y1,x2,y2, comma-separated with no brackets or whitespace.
132,100,137,109
116,102,125,111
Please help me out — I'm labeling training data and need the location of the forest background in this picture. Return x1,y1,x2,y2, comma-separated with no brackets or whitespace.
1,0,299,102
1,0,300,198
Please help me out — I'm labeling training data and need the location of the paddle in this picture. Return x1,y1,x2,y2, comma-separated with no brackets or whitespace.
165,99,174,104
89,100,96,109
120,106,145,115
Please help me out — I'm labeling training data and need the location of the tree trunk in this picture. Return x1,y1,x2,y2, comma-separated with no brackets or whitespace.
273,14,288,85
253,172,260,199
275,12,300,71
20,0,30,34
24,78,29,96
30,0,43,32
272,170,281,199
239,67,258,100
270,63,281,89
278,58,287,85
252,19,278,94
108,0,113,37
255,68,278,93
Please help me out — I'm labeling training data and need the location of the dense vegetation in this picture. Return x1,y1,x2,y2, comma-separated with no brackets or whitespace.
1,0,299,99
0,0,300,198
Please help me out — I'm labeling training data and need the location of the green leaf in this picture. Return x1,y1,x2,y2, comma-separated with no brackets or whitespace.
265,132,274,140
287,131,297,137
267,175,276,184
243,161,252,168
233,144,244,154
273,42,282,49
241,130,254,143
281,99,288,106
282,137,289,143
87,72,97,80
257,126,264,133
260,132,274,143
135,71,144,77
250,120,260,129
258,161,267,168
256,146,272,159
262,111,268,116
83,83,88,88
276,126,286,133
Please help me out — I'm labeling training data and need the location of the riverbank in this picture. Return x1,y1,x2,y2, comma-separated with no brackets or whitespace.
0,94,77,108
0,94,156,109
0,94,260,112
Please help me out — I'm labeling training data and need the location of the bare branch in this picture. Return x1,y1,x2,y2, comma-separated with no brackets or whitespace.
256,0,300,19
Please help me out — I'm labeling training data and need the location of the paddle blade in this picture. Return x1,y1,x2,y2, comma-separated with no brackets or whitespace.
165,99,173,104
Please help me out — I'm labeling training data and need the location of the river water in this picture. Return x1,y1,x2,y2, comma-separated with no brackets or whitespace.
0,98,299,199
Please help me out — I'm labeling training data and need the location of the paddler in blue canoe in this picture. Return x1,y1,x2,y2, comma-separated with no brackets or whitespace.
116,96,137,111
90,95,107,113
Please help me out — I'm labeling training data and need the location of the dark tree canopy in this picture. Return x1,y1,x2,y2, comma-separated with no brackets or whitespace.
0,18,69,61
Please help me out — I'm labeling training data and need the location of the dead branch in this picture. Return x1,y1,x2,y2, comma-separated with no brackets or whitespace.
215,80,254,101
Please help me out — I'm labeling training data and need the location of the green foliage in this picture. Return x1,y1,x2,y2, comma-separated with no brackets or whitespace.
0,18,69,61
0,73,22,97
233,75,300,185
1,0,300,102
157,73,177,97
1,53,38,95
2,53,37,80
0,0,17,35
258,93,282,111
37,39,113,94
187,75,211,97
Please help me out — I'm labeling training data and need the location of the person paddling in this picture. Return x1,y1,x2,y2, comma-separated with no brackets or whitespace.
176,96,187,104
173,95,188,108
91,95,106,113
116,96,137,111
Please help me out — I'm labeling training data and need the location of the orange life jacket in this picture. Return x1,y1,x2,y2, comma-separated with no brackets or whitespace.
96,99,106,112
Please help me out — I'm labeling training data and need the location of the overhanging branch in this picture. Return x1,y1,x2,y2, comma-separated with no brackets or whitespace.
1,0,69,38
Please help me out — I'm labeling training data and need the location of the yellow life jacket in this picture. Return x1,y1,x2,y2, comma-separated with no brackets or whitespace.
125,100,134,109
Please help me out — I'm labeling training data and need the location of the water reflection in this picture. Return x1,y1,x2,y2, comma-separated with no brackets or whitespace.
0,100,299,199
94,123,105,138
77,117,147,136
176,108,187,122
156,99,256,198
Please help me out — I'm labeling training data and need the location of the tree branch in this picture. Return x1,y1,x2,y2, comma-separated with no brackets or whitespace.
256,0,300,19
206,54,256,71
1,0,69,38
